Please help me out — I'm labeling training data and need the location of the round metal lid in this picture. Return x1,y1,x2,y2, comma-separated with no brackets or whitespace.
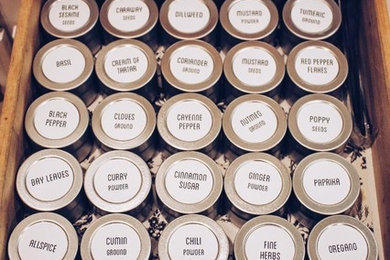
25,92,89,149
223,94,287,152
224,153,291,215
84,150,151,213
161,40,222,93
95,39,157,92
234,215,305,260
220,0,279,41
224,41,285,94
155,151,223,214
100,0,158,39
283,0,342,40
16,149,83,212
158,214,229,260
157,93,221,151
160,0,218,40
80,214,151,260
33,39,94,92
287,41,348,94
288,94,353,152
92,92,156,150
41,0,99,38
8,212,78,260
307,215,378,260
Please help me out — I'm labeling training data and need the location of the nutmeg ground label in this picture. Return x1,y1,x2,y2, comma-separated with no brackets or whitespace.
107,0,150,32
48,0,91,32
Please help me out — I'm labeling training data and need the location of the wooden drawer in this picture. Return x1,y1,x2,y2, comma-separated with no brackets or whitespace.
0,0,389,259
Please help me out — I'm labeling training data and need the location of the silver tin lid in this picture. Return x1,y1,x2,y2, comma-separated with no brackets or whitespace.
16,149,82,212
225,153,291,216
8,212,78,260
283,0,342,40
293,152,360,215
84,150,151,213
155,151,223,215
80,214,151,260
92,92,156,150
288,94,352,152
287,41,348,94
158,214,229,260
100,0,158,39
223,94,287,152
25,92,89,149
157,93,222,151
224,41,285,94
234,215,305,260
33,39,94,92
95,39,157,92
307,215,378,260
161,40,222,93
220,0,279,41
41,0,98,38
160,0,218,40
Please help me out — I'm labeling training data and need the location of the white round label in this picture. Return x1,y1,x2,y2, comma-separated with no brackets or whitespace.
165,159,214,204
291,0,333,34
93,159,142,204
167,101,213,142
228,0,271,34
107,0,150,32
234,160,282,205
101,100,147,141
168,224,219,260
42,46,86,84
303,160,351,205
91,223,141,260
167,0,210,34
245,225,296,260
317,224,368,260
231,102,278,143
296,101,343,144
48,0,91,32
18,222,68,260
232,47,277,87
294,47,340,86
104,45,148,83
26,157,74,202
169,46,214,85
34,99,80,140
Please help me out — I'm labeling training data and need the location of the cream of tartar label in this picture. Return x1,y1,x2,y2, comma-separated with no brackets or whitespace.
104,45,148,83
291,0,333,34
48,0,91,32
90,223,141,260
101,100,147,141
26,157,74,202
165,159,213,204
296,102,343,144
303,160,351,205
18,222,68,260
167,0,210,34
228,0,271,34
170,46,214,85
245,225,295,260
295,47,339,86
234,160,282,205
34,99,80,140
107,0,150,32
93,159,142,203
317,224,368,260
42,45,86,84
232,47,277,87
231,102,278,143
167,101,213,142
168,224,218,259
